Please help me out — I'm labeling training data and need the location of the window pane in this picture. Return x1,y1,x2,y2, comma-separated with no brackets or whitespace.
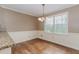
44,16,54,32
55,16,62,24
44,12,68,33
55,13,68,33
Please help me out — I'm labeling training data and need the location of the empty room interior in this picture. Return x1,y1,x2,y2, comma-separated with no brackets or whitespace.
0,4,79,54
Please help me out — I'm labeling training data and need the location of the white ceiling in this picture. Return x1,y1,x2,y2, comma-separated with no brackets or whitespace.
0,4,77,17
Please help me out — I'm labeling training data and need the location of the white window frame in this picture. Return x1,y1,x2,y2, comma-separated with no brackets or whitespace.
44,12,68,34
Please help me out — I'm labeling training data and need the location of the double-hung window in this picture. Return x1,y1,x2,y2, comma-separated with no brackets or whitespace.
44,12,68,33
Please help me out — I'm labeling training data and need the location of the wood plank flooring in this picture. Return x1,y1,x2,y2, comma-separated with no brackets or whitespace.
11,38,79,54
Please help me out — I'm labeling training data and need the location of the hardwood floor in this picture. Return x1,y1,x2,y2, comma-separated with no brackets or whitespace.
11,38,79,54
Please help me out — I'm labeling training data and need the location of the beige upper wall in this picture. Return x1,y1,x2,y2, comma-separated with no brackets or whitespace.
38,5,79,33
1,5,79,33
0,7,38,32
0,7,6,31
68,5,79,33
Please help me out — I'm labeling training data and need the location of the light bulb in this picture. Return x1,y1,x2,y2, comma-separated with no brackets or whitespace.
38,17,45,22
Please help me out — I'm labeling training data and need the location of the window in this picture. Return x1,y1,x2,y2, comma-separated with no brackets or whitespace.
44,12,68,33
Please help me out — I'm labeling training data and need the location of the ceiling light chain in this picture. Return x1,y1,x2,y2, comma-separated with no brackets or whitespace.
42,4,45,18
38,4,46,22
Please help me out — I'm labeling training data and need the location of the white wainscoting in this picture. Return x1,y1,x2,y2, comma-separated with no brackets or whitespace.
1,31,79,54
8,31,38,43
8,31,79,50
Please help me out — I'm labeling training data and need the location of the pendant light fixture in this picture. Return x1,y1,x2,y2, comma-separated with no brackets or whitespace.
38,4,46,22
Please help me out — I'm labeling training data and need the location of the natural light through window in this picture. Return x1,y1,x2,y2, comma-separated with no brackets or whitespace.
44,12,68,33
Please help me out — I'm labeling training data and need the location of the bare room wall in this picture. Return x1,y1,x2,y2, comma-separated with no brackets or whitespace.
0,7,6,31
38,5,79,33
0,7,38,32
